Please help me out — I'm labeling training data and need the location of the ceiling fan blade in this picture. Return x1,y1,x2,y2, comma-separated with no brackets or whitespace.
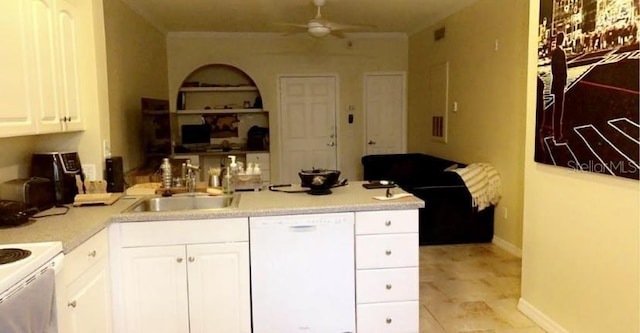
330,30,346,38
326,21,375,31
274,22,311,29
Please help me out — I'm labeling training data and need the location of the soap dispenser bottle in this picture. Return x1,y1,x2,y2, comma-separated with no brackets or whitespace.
224,155,238,194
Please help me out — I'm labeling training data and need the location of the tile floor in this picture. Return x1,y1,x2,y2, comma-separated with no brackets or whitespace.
419,243,546,333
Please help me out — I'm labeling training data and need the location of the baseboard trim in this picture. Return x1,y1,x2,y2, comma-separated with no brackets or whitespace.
491,236,522,258
518,298,569,333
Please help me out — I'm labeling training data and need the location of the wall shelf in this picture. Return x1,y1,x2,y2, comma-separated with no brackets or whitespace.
179,86,258,92
176,109,265,115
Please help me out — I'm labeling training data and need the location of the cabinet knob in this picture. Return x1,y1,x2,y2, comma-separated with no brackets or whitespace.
384,220,391,226
385,250,392,256
188,257,195,263
385,317,392,324
68,300,77,308
176,257,183,263
368,140,376,145
385,284,392,290
88,250,97,257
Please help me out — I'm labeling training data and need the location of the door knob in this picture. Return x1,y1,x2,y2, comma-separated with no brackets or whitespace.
368,140,376,145
327,142,335,146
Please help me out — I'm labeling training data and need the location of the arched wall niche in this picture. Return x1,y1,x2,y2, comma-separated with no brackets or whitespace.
179,64,259,93
174,63,269,155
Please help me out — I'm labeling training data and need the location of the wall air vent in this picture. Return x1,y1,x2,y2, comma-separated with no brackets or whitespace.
434,27,445,41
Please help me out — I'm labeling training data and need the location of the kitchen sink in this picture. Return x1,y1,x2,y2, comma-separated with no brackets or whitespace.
125,193,240,212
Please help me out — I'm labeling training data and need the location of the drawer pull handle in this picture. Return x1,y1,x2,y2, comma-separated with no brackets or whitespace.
385,284,392,290
88,250,97,257
68,300,77,308
176,257,183,263
385,220,391,226
385,250,392,256
385,317,392,324
188,257,195,263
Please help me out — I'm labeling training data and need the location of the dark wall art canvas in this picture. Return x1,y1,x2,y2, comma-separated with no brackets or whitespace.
535,0,639,180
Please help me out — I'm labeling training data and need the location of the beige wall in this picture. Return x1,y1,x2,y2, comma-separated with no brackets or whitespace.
103,0,169,172
166,33,408,182
520,1,640,332
408,0,530,249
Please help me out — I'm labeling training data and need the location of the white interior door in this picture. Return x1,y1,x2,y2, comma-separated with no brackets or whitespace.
279,76,337,184
364,72,406,155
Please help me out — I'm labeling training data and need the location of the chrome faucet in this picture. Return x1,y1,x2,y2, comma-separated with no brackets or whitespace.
185,162,200,194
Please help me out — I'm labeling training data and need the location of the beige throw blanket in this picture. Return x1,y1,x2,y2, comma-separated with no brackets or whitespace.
453,163,502,211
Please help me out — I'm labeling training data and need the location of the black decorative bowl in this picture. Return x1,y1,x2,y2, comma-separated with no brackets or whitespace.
299,169,341,195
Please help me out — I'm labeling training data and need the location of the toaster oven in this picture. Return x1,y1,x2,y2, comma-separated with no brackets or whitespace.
0,177,55,212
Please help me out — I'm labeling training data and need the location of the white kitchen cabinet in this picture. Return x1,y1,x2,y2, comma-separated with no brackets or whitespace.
355,209,420,333
60,228,112,333
112,218,250,333
0,0,83,138
121,245,190,333
187,243,250,333
0,0,38,136
42,0,82,133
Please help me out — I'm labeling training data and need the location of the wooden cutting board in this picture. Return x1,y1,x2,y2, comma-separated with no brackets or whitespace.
125,182,162,196
73,193,124,206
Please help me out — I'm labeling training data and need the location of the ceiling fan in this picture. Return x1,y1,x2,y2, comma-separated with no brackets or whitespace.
281,0,373,38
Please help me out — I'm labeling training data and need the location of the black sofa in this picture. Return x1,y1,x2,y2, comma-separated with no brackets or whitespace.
361,153,495,246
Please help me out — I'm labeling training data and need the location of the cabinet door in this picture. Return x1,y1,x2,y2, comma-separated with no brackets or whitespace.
121,246,190,333
187,242,251,333
54,0,82,132
65,258,112,333
0,0,37,136
29,0,62,133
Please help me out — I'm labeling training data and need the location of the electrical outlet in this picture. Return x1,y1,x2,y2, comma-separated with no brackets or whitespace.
103,140,111,158
84,164,97,181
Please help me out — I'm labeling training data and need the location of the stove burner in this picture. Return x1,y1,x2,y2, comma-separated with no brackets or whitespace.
0,248,32,265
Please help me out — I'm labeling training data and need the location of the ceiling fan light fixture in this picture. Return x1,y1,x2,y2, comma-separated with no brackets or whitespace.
308,25,330,37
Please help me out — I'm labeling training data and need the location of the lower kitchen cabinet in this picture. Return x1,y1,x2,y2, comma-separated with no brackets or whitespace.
111,218,250,333
121,243,250,333
355,209,420,333
60,228,112,333
121,245,190,333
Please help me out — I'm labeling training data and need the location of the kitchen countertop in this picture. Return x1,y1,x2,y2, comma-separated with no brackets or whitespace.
0,181,423,253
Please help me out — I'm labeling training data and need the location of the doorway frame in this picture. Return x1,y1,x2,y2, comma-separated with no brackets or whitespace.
362,71,408,155
277,73,341,183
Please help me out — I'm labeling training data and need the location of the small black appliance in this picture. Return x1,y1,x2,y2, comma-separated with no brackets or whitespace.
31,152,83,204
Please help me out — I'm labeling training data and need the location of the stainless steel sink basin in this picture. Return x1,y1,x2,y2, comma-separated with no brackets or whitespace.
125,193,240,212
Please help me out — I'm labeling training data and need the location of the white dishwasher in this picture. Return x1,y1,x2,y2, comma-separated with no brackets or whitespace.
250,212,355,333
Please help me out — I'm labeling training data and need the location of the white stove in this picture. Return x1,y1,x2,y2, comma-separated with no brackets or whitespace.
0,241,63,302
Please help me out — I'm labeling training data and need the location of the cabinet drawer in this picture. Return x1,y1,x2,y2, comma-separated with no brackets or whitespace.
356,267,418,304
357,301,419,333
119,218,248,247
64,228,108,285
355,210,418,235
356,234,418,269
245,153,269,164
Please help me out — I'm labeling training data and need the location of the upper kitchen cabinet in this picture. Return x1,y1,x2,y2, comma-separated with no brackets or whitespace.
0,0,83,138
0,1,38,136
